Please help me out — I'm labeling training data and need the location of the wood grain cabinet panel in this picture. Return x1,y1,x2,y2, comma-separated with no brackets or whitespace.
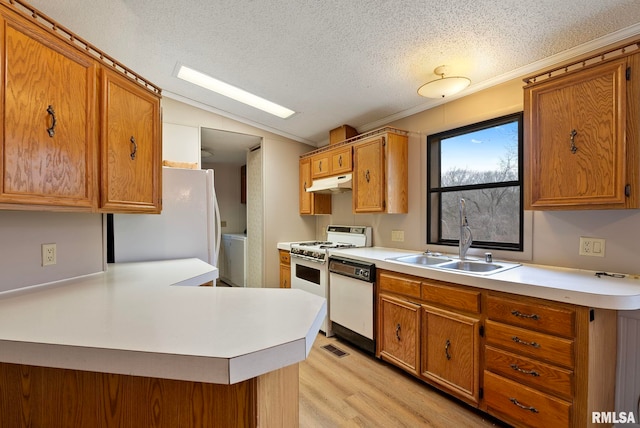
279,249,291,288
378,294,420,374
524,51,640,210
0,2,162,213
421,304,480,404
100,69,161,213
376,269,617,427
484,371,571,428
299,157,331,215
0,14,97,210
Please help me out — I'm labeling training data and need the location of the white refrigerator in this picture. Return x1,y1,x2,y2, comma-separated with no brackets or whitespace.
112,167,221,280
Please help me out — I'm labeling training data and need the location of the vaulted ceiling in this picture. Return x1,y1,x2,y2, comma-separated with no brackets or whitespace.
27,0,640,146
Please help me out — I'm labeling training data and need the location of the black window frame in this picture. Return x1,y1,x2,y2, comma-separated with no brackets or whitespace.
426,112,524,252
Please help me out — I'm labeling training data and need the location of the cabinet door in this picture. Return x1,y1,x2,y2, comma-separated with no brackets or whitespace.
1,17,97,209
100,69,161,213
421,304,480,403
311,153,331,179
353,137,385,213
378,294,420,374
526,58,627,209
279,264,291,288
299,158,331,215
330,146,352,175
299,158,313,214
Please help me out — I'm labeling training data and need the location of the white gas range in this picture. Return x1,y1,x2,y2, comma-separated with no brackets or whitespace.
289,225,372,336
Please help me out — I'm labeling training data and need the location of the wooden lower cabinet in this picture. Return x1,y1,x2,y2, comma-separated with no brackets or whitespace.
378,294,420,374
278,249,291,288
421,305,480,404
376,269,618,428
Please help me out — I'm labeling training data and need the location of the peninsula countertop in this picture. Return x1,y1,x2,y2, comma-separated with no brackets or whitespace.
327,247,640,310
0,258,326,385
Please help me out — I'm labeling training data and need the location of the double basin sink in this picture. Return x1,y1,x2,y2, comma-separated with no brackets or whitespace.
386,253,520,276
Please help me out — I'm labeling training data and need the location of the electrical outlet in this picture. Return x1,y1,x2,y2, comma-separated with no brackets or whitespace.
42,243,57,266
579,237,605,257
391,230,404,242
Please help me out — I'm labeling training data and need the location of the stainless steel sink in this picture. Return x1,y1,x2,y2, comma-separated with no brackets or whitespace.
388,254,452,266
436,260,520,275
386,254,520,275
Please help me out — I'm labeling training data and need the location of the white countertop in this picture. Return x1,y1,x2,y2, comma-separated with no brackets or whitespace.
327,247,640,310
0,258,326,384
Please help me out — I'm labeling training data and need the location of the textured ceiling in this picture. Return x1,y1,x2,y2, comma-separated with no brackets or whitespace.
25,0,640,147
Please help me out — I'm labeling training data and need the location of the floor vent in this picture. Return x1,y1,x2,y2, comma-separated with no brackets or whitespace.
322,344,349,358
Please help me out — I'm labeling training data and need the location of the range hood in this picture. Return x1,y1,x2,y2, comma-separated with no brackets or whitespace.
306,173,352,193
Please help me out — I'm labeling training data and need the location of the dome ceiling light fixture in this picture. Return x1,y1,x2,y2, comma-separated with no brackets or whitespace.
418,65,471,98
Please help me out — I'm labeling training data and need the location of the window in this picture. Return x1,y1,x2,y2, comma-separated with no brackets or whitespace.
427,112,523,251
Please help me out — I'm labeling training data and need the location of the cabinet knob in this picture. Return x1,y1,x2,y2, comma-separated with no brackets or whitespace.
130,136,137,160
46,105,57,137
569,129,578,154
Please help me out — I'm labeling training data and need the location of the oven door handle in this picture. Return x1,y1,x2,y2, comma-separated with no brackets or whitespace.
290,253,326,264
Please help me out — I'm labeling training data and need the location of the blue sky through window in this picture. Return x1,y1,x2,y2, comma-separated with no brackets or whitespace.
440,121,518,174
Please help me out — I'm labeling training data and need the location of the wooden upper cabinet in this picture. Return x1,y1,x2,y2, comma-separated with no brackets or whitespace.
299,157,331,215
525,53,639,210
311,145,352,179
353,131,408,213
0,14,97,210
330,146,352,175
100,69,161,213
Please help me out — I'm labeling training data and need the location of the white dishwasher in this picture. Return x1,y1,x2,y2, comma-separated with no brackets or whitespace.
328,257,376,354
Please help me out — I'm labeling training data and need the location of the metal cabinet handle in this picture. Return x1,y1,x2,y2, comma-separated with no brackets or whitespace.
570,129,578,154
511,310,540,320
130,136,137,160
46,105,57,137
395,323,401,341
510,364,540,376
509,398,539,413
303,181,307,191
338,155,343,167
365,169,370,183
319,160,322,171
445,339,452,360
512,336,540,348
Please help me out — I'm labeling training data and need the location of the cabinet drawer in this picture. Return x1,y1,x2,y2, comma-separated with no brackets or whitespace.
484,371,571,428
421,281,481,314
279,250,290,264
487,295,575,338
378,271,421,299
486,320,574,369
485,346,573,400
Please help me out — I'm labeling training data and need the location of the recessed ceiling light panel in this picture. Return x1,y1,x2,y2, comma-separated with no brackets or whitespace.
176,65,296,119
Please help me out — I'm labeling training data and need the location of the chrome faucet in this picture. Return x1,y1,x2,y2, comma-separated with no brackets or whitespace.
459,198,473,260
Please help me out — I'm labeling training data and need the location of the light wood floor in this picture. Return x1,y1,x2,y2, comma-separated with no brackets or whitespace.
300,334,509,428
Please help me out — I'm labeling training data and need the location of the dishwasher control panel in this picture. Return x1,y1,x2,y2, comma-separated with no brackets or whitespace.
328,257,375,282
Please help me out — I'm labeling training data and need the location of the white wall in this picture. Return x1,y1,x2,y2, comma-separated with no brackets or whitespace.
318,78,640,275
0,211,103,292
